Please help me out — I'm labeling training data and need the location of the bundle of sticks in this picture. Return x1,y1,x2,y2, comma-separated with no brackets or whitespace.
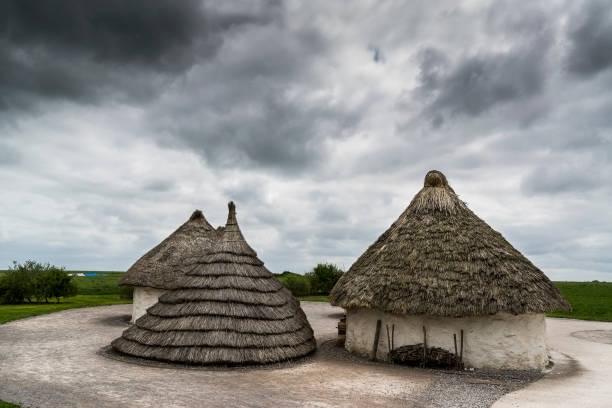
389,343,459,368
387,326,465,369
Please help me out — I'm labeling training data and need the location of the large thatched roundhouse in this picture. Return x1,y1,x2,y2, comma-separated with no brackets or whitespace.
120,210,217,322
112,202,316,365
330,170,570,370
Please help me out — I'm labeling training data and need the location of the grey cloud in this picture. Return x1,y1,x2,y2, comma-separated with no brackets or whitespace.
521,164,606,196
0,143,21,165
566,1,612,77
485,1,551,37
143,180,174,193
0,0,277,111
151,22,361,173
417,43,548,119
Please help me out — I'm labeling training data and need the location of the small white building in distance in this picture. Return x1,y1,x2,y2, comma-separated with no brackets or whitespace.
120,210,218,322
330,170,570,370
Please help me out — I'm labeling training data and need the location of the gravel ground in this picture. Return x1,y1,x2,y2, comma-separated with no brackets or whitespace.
0,303,548,408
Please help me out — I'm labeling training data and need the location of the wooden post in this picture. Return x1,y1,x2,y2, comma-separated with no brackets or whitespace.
386,325,391,354
460,329,464,367
453,333,458,369
371,319,382,361
422,326,427,363
391,324,395,350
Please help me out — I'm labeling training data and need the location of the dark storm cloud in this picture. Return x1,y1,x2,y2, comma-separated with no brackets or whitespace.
170,93,361,172
566,1,612,77
0,0,276,110
150,21,362,173
416,43,548,119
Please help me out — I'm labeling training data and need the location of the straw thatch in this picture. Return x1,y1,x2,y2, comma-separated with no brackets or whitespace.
119,210,217,289
330,170,570,317
112,202,316,365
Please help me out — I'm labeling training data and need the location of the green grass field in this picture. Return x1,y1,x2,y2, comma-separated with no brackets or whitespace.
548,281,612,321
0,271,130,325
0,294,131,325
71,271,125,294
0,401,20,408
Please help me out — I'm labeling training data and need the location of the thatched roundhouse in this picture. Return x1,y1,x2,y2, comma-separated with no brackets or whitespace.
120,210,217,322
330,170,570,370
112,202,316,365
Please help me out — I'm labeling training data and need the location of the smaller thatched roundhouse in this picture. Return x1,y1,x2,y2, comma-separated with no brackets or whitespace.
330,170,570,370
119,210,217,322
112,202,316,365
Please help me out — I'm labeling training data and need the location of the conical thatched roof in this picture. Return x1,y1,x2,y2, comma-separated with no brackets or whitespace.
112,202,316,365
330,170,570,317
120,210,216,289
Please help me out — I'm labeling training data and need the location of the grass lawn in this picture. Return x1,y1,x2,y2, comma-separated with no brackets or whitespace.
0,401,20,408
0,294,131,325
548,281,612,321
0,269,131,325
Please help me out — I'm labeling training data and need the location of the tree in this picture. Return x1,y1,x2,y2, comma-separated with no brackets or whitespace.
34,267,77,303
0,261,40,303
0,261,77,304
306,263,344,295
0,263,35,304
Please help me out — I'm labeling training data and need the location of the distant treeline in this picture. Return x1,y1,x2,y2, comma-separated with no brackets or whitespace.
275,263,344,297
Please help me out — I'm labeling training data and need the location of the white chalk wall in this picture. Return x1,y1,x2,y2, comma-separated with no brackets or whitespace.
131,287,166,323
345,308,548,370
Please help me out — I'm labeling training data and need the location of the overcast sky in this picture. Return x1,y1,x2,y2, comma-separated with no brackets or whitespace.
1,0,611,280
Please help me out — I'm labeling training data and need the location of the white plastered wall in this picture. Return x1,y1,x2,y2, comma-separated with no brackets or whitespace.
131,287,166,323
345,308,548,370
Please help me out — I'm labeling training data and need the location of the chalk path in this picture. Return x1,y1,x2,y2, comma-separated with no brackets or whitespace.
493,318,612,408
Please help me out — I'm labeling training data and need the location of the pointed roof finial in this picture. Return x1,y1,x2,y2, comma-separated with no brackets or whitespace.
227,201,237,226
218,201,257,257
424,170,448,188
189,209,204,221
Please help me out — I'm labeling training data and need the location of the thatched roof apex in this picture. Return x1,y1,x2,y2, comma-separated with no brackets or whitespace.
215,201,258,257
112,202,315,365
330,170,570,317
119,209,216,289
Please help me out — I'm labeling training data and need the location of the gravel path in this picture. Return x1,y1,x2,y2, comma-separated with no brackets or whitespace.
0,303,555,408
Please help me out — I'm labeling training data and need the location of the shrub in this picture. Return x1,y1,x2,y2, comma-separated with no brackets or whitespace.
0,261,77,304
306,263,344,295
281,274,312,297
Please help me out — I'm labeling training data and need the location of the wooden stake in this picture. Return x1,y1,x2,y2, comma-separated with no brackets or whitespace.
453,333,458,369
391,324,395,350
386,324,391,354
422,326,427,362
460,329,464,366
371,319,382,361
